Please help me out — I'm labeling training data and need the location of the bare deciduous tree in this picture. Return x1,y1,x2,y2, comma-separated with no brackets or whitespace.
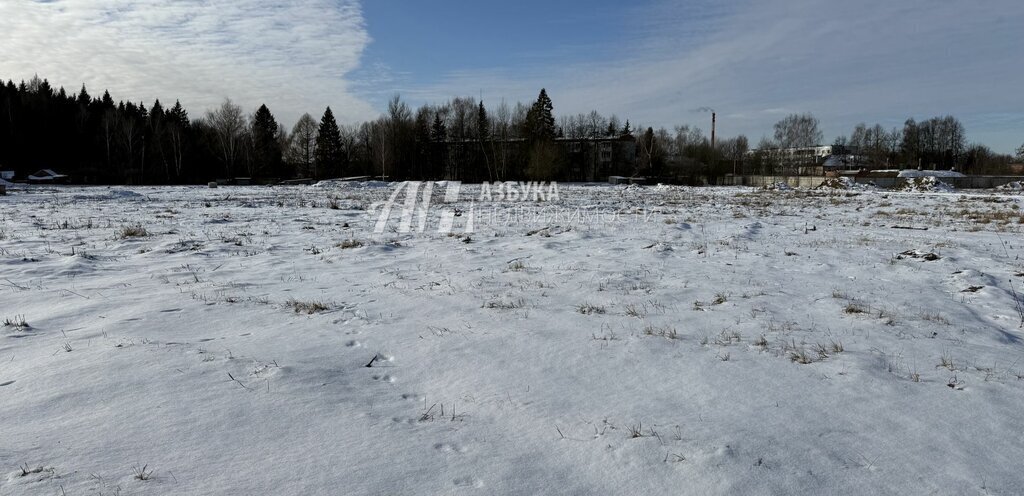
773,113,823,148
205,98,245,176
289,113,318,177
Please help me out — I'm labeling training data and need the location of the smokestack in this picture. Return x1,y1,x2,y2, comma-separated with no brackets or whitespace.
711,112,716,151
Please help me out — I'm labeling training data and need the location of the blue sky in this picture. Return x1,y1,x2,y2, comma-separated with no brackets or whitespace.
2,0,1022,153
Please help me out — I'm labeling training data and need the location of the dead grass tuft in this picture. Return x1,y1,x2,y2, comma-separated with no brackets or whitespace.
287,299,330,314
118,224,149,239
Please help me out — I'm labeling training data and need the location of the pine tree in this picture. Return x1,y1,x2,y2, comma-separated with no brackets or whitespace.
252,104,282,177
315,106,343,178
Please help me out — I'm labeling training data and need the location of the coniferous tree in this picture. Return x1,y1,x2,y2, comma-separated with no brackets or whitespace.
148,99,169,182
251,104,282,178
412,106,432,179
477,101,490,142
606,115,621,137
524,89,560,180
76,85,90,106
477,101,493,180
430,112,448,179
525,88,555,142
315,106,343,178
431,113,447,142
164,100,190,180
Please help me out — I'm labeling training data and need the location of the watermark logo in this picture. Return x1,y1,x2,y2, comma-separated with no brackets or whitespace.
372,181,471,234
371,181,561,234
478,181,560,202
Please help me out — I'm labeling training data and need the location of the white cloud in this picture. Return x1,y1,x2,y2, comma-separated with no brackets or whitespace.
399,0,1024,152
0,0,376,126
2,0,1021,151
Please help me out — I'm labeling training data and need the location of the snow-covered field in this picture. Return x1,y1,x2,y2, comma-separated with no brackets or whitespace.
2,183,1024,495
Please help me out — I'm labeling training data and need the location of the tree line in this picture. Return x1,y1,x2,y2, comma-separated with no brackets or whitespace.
0,76,632,183
746,113,1019,174
0,74,1019,184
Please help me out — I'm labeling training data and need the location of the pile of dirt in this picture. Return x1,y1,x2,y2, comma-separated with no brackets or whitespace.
898,177,954,193
816,177,876,191
996,181,1023,192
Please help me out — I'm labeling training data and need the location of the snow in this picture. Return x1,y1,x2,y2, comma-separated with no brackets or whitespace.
26,169,69,181
897,169,965,178
816,177,877,191
899,176,955,192
2,184,1024,494
997,181,1024,192
761,182,793,191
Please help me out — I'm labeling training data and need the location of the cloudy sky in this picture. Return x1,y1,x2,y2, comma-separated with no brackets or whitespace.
2,0,1022,152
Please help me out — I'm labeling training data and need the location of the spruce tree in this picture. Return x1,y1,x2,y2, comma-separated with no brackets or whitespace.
315,106,343,178
431,113,447,142
524,89,559,180
525,89,555,142
477,101,493,181
252,104,282,177
77,85,90,106
477,101,490,141
101,90,114,108
168,100,189,126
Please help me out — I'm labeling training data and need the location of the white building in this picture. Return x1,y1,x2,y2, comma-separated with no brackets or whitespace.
746,145,840,163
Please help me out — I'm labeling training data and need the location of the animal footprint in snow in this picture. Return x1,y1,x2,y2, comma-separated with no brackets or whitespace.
372,374,395,383
364,352,394,367
345,340,362,348
435,443,468,454
453,476,484,488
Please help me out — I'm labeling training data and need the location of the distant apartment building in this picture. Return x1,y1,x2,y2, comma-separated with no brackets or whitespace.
559,136,637,181
437,135,637,182
745,145,855,175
